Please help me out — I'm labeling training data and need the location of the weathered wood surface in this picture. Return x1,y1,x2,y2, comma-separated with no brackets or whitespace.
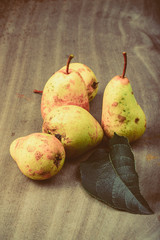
0,0,160,239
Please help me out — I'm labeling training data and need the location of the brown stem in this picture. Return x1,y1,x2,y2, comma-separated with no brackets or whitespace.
33,89,43,94
121,52,127,78
92,81,99,89
66,54,74,74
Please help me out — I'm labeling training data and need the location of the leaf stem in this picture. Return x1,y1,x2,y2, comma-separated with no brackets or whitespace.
66,54,74,74
122,52,127,78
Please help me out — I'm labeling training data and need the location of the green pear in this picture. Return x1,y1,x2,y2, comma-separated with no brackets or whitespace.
101,52,146,142
10,133,65,180
60,62,99,102
42,105,104,159
41,55,89,119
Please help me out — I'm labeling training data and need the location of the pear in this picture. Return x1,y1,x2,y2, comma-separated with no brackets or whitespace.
10,133,65,180
42,105,104,159
41,55,89,119
101,52,146,142
60,62,98,102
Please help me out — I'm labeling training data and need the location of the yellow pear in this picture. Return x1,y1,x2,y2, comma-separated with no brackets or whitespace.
60,62,98,102
42,105,104,159
41,55,89,119
10,133,65,180
101,52,146,142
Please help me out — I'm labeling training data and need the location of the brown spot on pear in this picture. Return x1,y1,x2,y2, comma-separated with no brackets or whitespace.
118,115,126,123
135,118,140,123
42,105,104,159
10,133,65,180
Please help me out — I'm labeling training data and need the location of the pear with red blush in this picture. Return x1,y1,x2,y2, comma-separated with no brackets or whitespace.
60,62,98,102
41,55,89,119
101,52,146,142
10,133,65,180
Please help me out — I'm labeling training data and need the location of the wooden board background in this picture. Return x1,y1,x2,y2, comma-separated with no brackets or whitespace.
0,0,160,239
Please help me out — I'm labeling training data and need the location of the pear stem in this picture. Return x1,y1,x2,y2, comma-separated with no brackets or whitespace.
66,54,74,74
33,89,43,94
122,52,127,78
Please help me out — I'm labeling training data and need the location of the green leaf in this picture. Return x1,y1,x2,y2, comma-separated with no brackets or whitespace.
80,133,153,215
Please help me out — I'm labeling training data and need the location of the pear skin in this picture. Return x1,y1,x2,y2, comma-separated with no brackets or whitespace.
60,62,98,102
41,55,89,119
42,105,104,159
10,133,65,180
101,53,146,142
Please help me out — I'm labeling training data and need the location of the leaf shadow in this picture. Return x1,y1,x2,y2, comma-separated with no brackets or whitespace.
130,128,160,214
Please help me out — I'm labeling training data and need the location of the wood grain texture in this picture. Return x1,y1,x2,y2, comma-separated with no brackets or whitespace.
0,0,160,239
